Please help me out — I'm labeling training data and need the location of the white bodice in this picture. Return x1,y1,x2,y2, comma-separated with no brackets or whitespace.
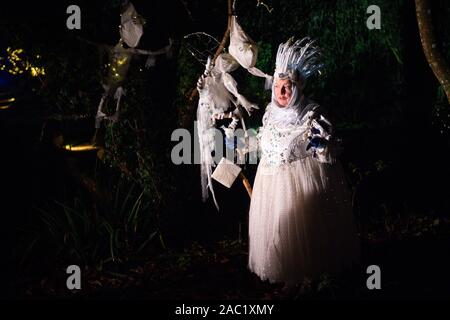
257,102,333,166
258,120,311,166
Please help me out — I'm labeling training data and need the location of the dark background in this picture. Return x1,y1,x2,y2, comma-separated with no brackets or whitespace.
0,0,449,300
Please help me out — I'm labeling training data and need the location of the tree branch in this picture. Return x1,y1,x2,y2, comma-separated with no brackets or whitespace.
415,0,450,104
182,0,233,128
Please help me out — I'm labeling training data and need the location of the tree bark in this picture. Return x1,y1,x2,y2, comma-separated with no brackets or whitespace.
415,0,450,104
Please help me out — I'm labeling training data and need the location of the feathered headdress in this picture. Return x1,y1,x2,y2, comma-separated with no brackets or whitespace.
274,37,324,88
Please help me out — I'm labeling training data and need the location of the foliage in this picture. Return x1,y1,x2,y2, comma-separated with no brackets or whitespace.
21,174,162,271
101,53,177,202
432,81,450,137
178,0,408,129
174,42,202,127
4,1,450,298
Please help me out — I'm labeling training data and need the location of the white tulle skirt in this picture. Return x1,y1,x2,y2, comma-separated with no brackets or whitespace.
248,156,360,286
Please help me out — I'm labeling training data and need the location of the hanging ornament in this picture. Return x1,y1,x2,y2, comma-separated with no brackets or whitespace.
119,2,144,48
94,2,172,133
228,16,272,86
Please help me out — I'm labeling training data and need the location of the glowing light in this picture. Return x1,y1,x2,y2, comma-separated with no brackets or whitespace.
117,57,127,66
30,66,45,77
0,48,45,77
0,97,15,104
63,143,99,152
0,105,11,110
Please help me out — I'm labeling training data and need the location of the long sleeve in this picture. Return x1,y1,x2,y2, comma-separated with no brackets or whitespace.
305,107,337,164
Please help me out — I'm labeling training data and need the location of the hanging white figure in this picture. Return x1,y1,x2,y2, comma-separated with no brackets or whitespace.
228,15,272,85
196,53,253,210
95,1,172,129
196,15,271,210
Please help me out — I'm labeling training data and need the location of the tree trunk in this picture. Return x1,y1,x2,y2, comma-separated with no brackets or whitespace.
415,0,450,104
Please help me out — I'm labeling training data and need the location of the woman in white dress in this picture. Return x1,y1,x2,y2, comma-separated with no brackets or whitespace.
248,37,360,288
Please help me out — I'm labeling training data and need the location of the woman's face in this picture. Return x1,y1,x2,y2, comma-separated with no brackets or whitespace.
274,78,293,107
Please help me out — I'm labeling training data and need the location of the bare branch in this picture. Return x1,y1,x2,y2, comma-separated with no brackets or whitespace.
182,0,234,128
179,0,194,22
256,0,274,14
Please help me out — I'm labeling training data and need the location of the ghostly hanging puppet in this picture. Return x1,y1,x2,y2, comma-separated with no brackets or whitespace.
228,16,272,85
196,15,271,210
95,1,172,129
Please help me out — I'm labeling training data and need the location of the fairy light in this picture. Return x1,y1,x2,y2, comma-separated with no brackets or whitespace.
30,66,45,77
0,47,45,77
0,97,15,104
0,96,14,110
63,143,99,152
117,56,127,66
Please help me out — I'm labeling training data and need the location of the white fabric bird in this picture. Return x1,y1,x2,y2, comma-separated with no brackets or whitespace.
196,16,274,210
196,52,259,210
228,16,272,87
